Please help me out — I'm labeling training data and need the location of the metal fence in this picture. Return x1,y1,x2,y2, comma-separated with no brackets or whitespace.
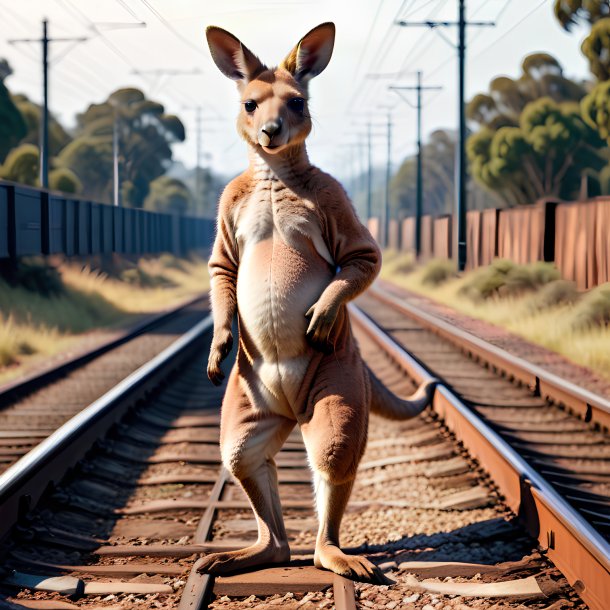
0,181,215,260
379,196,610,290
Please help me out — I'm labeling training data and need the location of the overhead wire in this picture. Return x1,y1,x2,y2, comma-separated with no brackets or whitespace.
470,0,549,61
135,0,208,58
357,0,451,112
344,0,417,112
351,0,388,83
114,0,144,21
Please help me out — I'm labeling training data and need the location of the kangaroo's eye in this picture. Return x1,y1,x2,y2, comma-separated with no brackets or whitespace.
244,100,257,113
288,97,305,114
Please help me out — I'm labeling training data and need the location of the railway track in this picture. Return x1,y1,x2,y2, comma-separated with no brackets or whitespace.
354,283,610,610
0,285,595,610
0,294,209,485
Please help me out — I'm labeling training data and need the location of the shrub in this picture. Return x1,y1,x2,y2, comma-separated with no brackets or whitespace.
571,284,610,330
421,259,457,286
158,254,187,272
459,259,560,300
527,280,580,312
49,167,82,194
0,259,64,296
0,143,39,186
120,267,175,288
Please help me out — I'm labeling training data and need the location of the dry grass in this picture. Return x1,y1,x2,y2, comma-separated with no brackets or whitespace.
381,253,610,381
60,256,208,313
0,255,209,383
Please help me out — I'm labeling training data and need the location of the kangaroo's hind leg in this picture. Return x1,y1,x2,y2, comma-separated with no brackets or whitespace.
196,367,295,575
299,351,389,584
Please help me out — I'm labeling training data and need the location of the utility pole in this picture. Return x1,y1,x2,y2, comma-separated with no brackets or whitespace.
9,20,87,188
181,105,219,215
41,21,49,190
385,112,392,249
352,121,387,242
390,72,442,257
396,1,494,270
377,106,394,250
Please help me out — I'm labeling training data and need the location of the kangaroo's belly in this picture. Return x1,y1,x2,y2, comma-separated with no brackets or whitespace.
237,236,334,363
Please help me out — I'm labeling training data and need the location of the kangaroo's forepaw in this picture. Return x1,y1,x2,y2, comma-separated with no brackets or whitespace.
314,545,393,585
195,543,289,575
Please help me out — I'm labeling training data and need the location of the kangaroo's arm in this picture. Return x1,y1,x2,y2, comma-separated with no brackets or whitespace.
207,190,240,385
306,183,381,349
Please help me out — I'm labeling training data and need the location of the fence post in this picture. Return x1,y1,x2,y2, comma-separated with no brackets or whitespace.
542,199,558,263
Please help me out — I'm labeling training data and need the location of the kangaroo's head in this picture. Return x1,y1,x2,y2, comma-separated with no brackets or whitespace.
206,23,335,156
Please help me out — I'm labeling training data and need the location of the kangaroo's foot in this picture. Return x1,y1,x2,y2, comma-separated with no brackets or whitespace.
196,540,290,575
314,543,391,584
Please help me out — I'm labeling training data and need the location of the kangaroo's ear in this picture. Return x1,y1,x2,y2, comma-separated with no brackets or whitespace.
281,22,335,84
206,26,265,84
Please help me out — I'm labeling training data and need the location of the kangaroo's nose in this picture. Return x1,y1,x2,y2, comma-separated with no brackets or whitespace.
261,119,282,141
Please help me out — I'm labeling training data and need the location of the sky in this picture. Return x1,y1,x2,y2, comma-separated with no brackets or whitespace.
0,0,593,183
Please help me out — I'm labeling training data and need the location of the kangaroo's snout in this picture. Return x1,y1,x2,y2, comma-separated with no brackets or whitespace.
259,119,283,147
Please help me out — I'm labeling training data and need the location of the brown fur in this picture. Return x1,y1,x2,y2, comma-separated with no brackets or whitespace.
198,23,436,583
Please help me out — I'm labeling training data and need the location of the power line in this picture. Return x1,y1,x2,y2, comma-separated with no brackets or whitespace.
345,0,416,112
135,0,208,58
351,0,388,83
471,0,548,61
114,0,143,21
356,0,450,113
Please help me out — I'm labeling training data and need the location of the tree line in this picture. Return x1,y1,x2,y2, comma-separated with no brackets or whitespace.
388,0,610,218
0,61,220,216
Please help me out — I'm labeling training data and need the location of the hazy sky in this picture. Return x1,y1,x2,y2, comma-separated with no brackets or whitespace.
0,0,592,182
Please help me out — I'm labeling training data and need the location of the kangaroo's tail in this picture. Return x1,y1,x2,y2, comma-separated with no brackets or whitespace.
367,365,437,420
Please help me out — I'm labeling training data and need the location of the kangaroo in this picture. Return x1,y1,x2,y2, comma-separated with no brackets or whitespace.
201,22,436,583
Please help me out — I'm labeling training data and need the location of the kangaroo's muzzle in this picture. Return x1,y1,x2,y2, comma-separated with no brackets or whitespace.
259,119,283,147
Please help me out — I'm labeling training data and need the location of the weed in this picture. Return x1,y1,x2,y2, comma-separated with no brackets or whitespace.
421,259,457,286
459,260,559,300
571,284,610,330
527,280,580,312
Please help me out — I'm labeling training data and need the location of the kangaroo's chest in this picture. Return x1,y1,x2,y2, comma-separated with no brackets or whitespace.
233,177,334,361
234,178,332,264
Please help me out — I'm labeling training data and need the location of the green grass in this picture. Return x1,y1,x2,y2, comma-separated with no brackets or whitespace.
381,253,610,381
0,255,209,383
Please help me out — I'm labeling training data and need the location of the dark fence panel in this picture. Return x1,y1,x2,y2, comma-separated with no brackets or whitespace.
101,204,113,254
113,207,124,253
76,200,92,256
64,198,77,256
45,195,65,254
123,208,135,254
0,181,214,261
14,186,42,257
0,185,9,258
90,203,102,254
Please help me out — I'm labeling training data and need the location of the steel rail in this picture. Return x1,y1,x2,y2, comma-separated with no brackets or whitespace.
350,303,610,610
0,314,214,545
0,293,208,409
370,283,610,430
